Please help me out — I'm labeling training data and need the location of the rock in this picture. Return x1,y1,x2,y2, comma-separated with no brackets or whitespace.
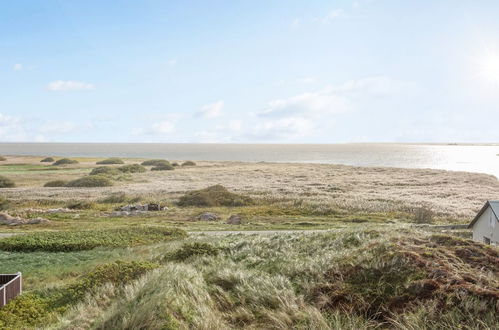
196,212,220,221
147,203,161,211
0,212,49,226
227,215,242,225
162,206,170,211
120,204,163,212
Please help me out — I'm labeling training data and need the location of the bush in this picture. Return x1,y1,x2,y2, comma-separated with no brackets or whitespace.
53,158,78,166
65,175,113,187
169,242,220,261
0,196,9,210
0,227,187,252
89,166,121,176
96,158,125,165
182,161,196,166
98,192,141,204
40,157,55,163
413,206,434,224
171,162,179,167
151,164,174,171
118,164,147,173
44,180,67,187
0,156,6,161
66,200,96,210
141,159,170,166
178,185,253,207
0,175,15,188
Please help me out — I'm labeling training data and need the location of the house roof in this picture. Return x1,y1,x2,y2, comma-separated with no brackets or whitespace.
468,201,499,228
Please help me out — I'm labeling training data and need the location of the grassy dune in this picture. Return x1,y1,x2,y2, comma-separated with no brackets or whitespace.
0,156,497,329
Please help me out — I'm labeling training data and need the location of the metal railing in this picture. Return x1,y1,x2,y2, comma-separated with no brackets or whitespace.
0,273,22,307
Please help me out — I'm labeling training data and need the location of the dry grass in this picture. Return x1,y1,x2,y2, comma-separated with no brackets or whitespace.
1,157,498,220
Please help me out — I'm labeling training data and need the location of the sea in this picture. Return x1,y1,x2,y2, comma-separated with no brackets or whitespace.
1,143,499,178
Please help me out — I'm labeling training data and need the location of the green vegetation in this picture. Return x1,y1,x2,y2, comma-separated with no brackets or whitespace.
141,159,170,166
98,192,141,204
66,175,113,187
171,162,179,167
0,175,15,188
0,196,9,210
151,163,174,171
0,156,6,161
40,157,55,163
118,164,147,173
89,166,121,176
43,180,67,187
167,242,220,261
66,200,96,210
53,158,79,166
182,160,196,166
0,227,186,252
178,184,253,207
96,157,125,165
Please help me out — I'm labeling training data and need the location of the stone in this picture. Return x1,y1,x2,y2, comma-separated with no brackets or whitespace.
0,212,49,226
226,215,242,225
196,212,220,221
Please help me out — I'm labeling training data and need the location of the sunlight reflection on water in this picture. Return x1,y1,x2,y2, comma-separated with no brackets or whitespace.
2,143,499,178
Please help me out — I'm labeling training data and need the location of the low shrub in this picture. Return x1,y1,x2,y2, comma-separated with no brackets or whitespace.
44,180,67,187
40,157,55,163
98,192,141,204
0,293,49,329
182,160,196,166
0,156,6,161
169,242,220,261
151,164,174,171
89,166,121,176
65,175,113,187
0,175,15,188
413,206,434,224
178,185,253,207
96,158,125,165
118,164,146,173
0,196,9,210
171,162,179,167
53,158,78,166
66,200,97,210
141,159,170,166
0,227,187,252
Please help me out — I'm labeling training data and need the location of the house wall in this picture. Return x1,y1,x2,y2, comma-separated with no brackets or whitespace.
472,207,499,244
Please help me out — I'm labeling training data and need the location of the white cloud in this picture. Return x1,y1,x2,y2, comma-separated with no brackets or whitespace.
197,100,224,118
313,9,348,23
13,64,23,71
39,121,80,134
151,121,175,134
258,87,350,118
249,117,313,140
47,80,94,91
167,59,177,67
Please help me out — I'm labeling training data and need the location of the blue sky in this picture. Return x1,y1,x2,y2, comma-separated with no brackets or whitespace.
1,0,499,143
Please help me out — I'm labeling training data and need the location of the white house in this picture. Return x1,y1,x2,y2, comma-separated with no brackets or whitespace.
468,201,499,245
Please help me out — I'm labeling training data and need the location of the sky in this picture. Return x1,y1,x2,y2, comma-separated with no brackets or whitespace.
1,0,499,143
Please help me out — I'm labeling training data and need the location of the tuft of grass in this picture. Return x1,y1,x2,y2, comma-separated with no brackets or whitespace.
413,206,434,224
96,158,125,165
118,164,146,173
0,196,9,210
98,192,141,204
53,158,78,166
178,184,253,207
182,160,196,166
167,242,220,261
40,157,55,163
0,227,187,252
0,175,15,188
141,159,170,166
151,164,174,171
0,156,6,161
65,175,113,187
89,166,121,176
44,180,68,187
66,200,97,210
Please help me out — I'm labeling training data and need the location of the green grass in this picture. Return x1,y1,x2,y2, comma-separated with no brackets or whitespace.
65,175,114,187
96,157,125,165
0,227,187,252
53,158,79,166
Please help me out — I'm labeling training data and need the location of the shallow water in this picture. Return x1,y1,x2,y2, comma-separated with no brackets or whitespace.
1,143,499,178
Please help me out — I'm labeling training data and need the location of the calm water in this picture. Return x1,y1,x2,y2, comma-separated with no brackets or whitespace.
1,143,499,178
